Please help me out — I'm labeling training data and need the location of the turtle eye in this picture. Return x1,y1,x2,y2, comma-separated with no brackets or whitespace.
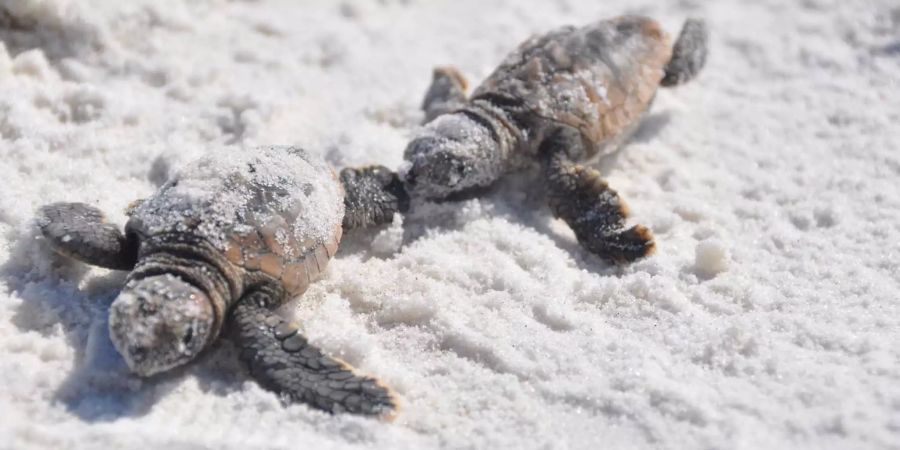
182,326,194,346
454,160,467,178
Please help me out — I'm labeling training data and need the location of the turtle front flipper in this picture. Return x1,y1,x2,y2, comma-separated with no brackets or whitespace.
229,292,397,419
37,202,139,270
661,18,709,87
421,66,469,123
541,128,655,263
340,165,409,230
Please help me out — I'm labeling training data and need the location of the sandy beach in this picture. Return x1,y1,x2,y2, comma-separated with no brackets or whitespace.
1,0,898,448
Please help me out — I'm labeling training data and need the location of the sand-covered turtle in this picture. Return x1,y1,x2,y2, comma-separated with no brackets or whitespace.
342,16,708,263
36,146,399,418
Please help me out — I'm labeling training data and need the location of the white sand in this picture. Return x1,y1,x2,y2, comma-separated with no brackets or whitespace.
1,0,899,449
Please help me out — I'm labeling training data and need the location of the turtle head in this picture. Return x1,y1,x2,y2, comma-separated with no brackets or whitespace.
109,274,215,376
403,113,503,199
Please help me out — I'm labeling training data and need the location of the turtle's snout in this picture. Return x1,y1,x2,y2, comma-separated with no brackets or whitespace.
109,274,215,377
402,136,437,189
403,112,500,199
403,141,474,198
428,153,469,188
403,166,416,187
128,345,149,363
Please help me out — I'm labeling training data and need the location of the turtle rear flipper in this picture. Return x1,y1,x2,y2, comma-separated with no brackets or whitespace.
229,292,397,419
661,18,709,87
37,202,139,270
422,66,469,123
541,128,655,263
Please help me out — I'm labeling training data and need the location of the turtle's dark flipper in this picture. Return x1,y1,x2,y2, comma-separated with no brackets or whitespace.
229,293,397,419
37,202,138,270
422,66,468,123
661,18,709,87
541,128,655,264
340,165,409,230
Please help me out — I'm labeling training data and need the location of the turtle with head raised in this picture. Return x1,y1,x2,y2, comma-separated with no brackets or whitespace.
342,16,708,263
37,146,402,418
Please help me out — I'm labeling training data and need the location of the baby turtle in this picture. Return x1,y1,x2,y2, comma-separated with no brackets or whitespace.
343,16,708,263
36,146,398,418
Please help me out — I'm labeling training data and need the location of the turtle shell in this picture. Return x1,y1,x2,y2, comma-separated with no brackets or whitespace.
129,146,344,297
472,16,673,157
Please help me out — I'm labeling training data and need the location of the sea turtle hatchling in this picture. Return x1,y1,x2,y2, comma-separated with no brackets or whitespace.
36,146,400,418
342,16,708,263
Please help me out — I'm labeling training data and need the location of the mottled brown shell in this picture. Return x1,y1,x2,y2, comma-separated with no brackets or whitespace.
472,16,673,157
222,171,344,298
130,147,345,301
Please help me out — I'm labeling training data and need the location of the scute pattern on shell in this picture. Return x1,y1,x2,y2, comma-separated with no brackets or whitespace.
130,146,344,295
473,16,673,156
